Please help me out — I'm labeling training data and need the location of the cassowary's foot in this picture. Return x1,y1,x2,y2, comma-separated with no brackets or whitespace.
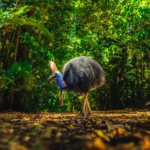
77,113,85,117
86,113,92,116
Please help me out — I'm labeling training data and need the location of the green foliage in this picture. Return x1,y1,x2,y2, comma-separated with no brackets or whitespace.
0,61,36,107
0,0,150,112
6,61,32,80
0,5,52,39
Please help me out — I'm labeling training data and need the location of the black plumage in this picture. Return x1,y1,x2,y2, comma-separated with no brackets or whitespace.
62,56,105,93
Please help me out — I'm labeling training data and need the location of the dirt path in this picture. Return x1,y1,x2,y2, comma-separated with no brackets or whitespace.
0,109,150,150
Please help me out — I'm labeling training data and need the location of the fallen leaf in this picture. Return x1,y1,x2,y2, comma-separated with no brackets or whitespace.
93,137,106,150
142,136,150,149
22,117,30,121
94,130,110,141
17,145,29,150
56,132,62,137
113,128,125,135
24,136,30,141
9,128,14,134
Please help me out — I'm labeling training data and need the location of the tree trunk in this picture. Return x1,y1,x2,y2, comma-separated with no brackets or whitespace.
4,30,16,68
14,25,21,62
0,91,5,111
147,46,150,89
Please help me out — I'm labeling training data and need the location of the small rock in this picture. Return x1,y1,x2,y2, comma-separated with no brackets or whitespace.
9,116,18,119
126,119,138,124
11,119,20,122
34,115,41,119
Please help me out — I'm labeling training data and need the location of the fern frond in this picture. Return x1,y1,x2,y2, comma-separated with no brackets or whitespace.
0,5,53,40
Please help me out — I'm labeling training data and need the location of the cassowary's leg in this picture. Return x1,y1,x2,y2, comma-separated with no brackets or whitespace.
86,97,92,116
77,93,87,116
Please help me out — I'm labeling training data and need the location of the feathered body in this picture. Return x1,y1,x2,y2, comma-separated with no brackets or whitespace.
62,56,105,93
48,56,105,116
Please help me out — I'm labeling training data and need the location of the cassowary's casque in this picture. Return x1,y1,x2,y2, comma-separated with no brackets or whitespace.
48,56,105,116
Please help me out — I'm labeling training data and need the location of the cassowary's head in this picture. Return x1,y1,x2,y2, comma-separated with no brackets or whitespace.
48,61,62,83
48,61,66,105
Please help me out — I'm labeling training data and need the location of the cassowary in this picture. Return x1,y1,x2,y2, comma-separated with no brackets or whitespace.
48,56,105,116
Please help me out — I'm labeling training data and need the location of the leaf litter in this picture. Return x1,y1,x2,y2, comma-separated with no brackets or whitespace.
0,108,150,150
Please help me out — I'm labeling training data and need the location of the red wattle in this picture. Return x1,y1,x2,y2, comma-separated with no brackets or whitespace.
60,92,63,105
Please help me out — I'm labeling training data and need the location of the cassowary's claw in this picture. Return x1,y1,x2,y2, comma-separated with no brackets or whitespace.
77,113,85,117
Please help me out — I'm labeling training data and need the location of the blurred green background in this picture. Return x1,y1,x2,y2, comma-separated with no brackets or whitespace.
0,0,150,112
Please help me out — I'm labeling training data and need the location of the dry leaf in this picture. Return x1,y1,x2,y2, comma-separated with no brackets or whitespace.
24,136,30,141
113,128,125,135
17,145,29,150
94,130,110,141
93,137,106,150
142,136,150,149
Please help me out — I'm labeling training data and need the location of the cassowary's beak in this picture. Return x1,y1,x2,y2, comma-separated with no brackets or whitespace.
48,74,57,83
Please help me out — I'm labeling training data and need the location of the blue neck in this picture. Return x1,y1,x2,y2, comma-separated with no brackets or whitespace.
56,71,67,92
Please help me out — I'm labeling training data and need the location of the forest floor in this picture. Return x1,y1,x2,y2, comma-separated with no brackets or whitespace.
0,108,150,150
